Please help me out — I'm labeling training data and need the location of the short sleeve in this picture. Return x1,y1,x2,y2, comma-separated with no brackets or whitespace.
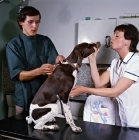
123,59,139,82
6,42,24,81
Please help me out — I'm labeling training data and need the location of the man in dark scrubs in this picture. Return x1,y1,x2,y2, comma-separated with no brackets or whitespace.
6,6,65,115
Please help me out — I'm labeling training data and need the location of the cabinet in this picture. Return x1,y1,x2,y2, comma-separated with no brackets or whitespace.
78,18,139,64
78,19,117,64
70,100,85,120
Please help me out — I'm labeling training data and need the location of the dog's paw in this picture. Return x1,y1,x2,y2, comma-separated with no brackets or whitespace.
53,125,60,130
26,116,32,124
72,126,82,133
43,124,60,131
48,118,56,123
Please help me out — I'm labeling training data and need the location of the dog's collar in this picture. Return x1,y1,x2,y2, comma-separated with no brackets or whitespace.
54,60,79,72
64,59,79,72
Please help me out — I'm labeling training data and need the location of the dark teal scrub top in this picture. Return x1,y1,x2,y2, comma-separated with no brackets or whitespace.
6,33,58,111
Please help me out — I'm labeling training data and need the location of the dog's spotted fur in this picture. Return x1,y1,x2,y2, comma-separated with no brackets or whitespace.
26,42,100,132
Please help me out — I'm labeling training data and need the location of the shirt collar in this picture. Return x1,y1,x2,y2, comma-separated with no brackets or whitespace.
122,52,135,64
21,33,37,40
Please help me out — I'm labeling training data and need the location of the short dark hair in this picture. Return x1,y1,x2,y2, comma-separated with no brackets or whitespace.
114,24,139,52
17,6,41,30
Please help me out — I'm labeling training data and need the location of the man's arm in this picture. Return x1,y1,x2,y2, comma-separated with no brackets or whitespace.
18,63,54,81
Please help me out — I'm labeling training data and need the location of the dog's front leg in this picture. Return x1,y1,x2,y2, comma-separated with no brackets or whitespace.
61,101,82,132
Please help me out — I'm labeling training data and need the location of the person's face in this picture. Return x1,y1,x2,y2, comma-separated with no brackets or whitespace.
19,15,40,36
111,31,130,51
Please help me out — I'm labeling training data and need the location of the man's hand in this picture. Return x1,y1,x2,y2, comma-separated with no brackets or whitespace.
40,64,55,75
55,55,65,64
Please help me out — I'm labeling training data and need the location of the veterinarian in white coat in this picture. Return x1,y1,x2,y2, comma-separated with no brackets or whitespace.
70,23,139,128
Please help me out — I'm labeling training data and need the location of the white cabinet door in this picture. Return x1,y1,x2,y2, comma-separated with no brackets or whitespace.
117,18,139,51
78,19,117,64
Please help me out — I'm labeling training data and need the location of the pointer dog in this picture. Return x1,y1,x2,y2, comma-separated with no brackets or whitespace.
26,42,100,132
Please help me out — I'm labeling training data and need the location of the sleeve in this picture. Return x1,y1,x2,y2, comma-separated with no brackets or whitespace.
123,59,139,82
107,66,111,72
47,37,59,64
6,42,24,81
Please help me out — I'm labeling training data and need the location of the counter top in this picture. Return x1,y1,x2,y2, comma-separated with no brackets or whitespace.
69,94,88,103
0,113,139,140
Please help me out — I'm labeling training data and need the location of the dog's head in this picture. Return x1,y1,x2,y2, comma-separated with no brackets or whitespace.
74,42,101,68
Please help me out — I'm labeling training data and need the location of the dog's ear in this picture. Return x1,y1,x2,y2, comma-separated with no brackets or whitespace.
76,51,83,68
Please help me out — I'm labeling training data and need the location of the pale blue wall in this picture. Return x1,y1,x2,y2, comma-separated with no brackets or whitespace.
30,0,139,57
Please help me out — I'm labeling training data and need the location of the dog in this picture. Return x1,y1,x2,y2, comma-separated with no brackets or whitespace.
26,42,100,133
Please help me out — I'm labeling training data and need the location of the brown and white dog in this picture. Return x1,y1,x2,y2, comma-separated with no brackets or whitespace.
26,42,100,132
